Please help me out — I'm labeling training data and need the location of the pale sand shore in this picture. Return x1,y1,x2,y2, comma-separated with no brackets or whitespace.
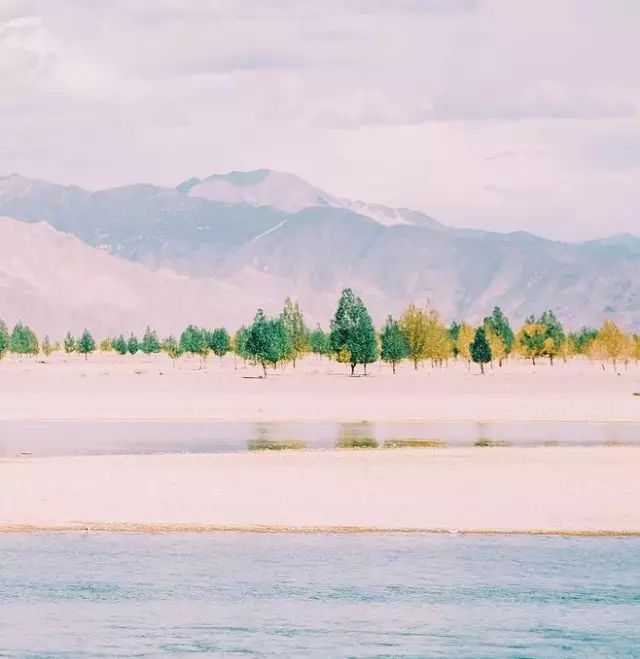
0,353,639,423
2,448,639,535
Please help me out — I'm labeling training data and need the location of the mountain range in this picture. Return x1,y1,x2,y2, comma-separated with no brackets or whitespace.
1,169,639,335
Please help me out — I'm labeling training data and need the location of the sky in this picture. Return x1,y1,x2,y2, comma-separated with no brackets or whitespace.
0,0,638,240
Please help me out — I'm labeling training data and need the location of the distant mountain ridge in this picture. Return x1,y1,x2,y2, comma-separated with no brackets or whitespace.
1,170,639,331
179,169,444,229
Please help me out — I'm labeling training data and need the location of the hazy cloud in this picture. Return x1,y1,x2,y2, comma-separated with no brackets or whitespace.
0,0,638,239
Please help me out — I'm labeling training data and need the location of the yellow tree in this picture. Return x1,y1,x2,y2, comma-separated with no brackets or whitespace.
399,304,430,369
99,338,113,352
485,325,506,367
516,323,547,365
593,320,632,370
455,321,475,368
556,337,573,364
399,304,450,368
634,335,640,364
426,312,451,366
586,335,607,368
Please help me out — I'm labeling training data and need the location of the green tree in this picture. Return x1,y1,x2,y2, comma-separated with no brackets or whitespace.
449,322,461,357
0,319,8,360
329,289,379,375
141,326,161,355
246,309,290,377
179,325,209,367
309,324,330,357
63,331,76,354
568,327,598,354
380,315,408,374
161,335,183,366
42,335,53,358
127,333,140,355
10,322,38,356
77,329,96,360
112,334,127,355
538,310,565,365
208,327,231,359
483,307,515,365
470,326,492,374
280,297,309,367
233,326,250,365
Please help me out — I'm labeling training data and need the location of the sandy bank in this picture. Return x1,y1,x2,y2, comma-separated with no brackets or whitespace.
0,354,639,423
2,447,639,535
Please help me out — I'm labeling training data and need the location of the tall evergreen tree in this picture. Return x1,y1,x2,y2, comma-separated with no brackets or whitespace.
63,331,76,354
141,326,161,355
448,322,461,357
10,322,38,356
538,310,565,365
280,297,309,367
127,333,140,355
112,334,128,355
380,315,409,374
329,288,378,375
483,307,515,365
246,309,290,377
470,326,492,374
77,329,96,360
208,327,231,359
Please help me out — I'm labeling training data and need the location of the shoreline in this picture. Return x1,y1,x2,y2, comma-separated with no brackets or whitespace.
2,523,640,537
3,448,640,535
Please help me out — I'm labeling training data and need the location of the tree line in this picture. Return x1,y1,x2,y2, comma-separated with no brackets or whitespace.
1,289,639,374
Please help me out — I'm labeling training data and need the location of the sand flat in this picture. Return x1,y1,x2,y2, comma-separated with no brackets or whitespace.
1,447,639,534
0,354,638,423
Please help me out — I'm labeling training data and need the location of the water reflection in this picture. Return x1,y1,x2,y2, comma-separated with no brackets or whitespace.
248,425,306,451
335,422,378,449
0,419,638,457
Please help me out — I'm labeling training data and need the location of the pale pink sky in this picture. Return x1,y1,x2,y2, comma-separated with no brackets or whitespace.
0,0,638,240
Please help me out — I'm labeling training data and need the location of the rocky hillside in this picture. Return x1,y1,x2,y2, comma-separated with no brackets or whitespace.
1,171,639,332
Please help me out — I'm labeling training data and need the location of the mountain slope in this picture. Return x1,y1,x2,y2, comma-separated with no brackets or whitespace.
0,216,286,336
214,211,640,328
1,172,640,330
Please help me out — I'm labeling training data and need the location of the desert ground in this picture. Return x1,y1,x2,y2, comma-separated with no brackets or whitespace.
1,353,639,534
0,352,638,423
1,447,639,534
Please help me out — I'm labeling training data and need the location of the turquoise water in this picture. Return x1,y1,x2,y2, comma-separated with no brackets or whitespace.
1,534,639,657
